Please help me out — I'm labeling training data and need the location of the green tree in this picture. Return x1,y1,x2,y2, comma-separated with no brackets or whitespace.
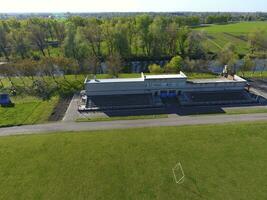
166,22,179,56
248,29,266,54
148,64,164,74
9,29,30,59
164,56,183,73
219,43,238,74
187,30,207,60
240,55,254,76
80,19,102,59
0,22,10,61
177,27,189,58
136,15,153,56
27,22,47,56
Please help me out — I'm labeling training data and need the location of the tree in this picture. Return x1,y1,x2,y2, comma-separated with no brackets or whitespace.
166,22,179,56
177,27,189,58
164,56,183,73
240,55,254,77
80,19,102,59
84,55,101,75
136,15,153,56
27,22,47,56
148,16,167,56
9,29,30,59
64,24,90,70
14,59,39,81
248,29,267,54
52,56,78,80
148,64,164,74
106,53,123,77
113,21,131,58
218,43,238,74
187,30,207,60
52,21,66,45
0,63,16,87
0,22,10,61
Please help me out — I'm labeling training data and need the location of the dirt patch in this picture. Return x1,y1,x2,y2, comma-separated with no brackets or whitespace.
49,96,72,121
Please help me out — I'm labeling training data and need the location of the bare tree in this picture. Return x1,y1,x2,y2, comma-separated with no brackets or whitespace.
106,53,123,77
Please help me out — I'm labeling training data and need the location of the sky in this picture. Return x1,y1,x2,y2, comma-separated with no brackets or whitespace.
0,0,266,13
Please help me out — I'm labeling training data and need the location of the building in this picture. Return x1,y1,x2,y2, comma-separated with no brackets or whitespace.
81,72,253,110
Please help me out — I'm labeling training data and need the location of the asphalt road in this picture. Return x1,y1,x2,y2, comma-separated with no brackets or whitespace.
1,113,267,137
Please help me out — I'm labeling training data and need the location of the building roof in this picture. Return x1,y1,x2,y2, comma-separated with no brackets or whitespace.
144,73,187,80
86,72,187,84
188,76,247,84
88,77,145,83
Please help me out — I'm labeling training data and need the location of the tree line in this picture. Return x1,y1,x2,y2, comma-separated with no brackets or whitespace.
0,15,266,78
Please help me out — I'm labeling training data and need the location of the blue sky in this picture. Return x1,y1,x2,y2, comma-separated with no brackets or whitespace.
0,0,266,12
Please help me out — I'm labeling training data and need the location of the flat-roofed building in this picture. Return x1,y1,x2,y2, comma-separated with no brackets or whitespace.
80,72,254,110
85,72,247,97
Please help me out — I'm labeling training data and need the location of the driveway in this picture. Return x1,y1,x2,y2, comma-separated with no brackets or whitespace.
1,113,267,137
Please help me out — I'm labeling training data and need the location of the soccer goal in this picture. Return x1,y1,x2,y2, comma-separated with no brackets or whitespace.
172,162,185,184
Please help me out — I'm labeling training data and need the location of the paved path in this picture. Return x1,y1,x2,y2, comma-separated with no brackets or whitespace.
1,113,267,137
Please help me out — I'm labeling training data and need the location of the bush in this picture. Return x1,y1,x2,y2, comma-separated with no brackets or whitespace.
148,64,164,74
164,56,182,73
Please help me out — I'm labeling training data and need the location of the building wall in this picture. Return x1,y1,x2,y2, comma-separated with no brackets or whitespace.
85,77,247,96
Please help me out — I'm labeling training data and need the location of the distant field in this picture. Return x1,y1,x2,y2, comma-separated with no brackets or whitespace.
0,96,59,127
196,22,267,54
0,122,267,199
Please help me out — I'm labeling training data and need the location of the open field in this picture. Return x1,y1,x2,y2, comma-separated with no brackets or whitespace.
0,96,59,127
195,22,267,54
0,122,267,199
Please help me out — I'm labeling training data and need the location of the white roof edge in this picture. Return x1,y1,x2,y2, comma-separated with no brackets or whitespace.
233,75,247,82
84,76,88,84
180,71,187,78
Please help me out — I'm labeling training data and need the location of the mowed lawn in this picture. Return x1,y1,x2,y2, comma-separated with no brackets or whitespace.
196,21,267,54
0,96,59,127
0,122,267,199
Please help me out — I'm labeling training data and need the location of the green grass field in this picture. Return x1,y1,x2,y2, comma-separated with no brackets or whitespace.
196,22,267,54
0,122,267,199
0,96,59,127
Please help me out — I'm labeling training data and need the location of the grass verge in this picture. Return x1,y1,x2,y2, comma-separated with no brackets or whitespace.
76,114,168,122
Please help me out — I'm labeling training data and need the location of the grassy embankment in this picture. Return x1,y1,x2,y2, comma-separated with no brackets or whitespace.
195,21,267,55
0,96,59,127
0,122,267,199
